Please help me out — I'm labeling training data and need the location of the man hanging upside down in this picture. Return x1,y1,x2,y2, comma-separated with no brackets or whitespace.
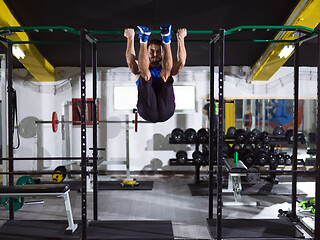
124,24,187,122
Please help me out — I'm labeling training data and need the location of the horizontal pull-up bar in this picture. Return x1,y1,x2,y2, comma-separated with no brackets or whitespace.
0,26,80,35
89,30,218,35
7,39,299,44
10,39,213,44
225,25,316,36
1,25,317,45
1,25,315,36
0,26,217,36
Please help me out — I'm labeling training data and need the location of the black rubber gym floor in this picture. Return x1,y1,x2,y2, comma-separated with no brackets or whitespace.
207,217,304,239
0,220,174,239
188,182,306,196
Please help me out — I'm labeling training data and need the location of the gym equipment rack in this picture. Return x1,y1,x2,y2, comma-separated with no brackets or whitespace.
208,25,319,240
0,24,319,239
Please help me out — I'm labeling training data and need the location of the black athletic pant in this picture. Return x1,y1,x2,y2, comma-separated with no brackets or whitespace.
137,76,175,123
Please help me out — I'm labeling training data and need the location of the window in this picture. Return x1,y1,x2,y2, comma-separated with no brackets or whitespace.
113,85,195,111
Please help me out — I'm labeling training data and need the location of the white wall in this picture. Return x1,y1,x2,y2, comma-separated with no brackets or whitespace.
10,66,318,172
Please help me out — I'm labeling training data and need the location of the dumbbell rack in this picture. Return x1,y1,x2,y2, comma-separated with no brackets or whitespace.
225,132,307,183
169,139,210,184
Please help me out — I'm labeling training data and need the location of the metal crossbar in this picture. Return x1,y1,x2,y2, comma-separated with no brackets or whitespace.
0,25,316,44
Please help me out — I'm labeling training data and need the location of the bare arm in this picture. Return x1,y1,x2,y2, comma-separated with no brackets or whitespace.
171,28,187,76
124,28,139,75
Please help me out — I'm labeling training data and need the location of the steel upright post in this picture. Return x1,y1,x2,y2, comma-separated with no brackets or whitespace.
216,29,225,240
315,27,320,240
291,42,299,221
80,29,87,240
7,42,14,220
208,39,215,219
92,41,98,221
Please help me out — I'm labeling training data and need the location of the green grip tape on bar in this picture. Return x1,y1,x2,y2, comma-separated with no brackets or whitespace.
234,152,238,165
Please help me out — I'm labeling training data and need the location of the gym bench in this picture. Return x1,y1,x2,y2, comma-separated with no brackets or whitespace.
223,158,259,206
0,184,78,233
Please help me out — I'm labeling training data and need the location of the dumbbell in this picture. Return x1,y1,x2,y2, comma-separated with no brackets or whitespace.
261,131,271,144
223,142,232,157
185,128,197,144
285,130,306,144
255,142,264,150
226,126,237,138
277,153,285,165
202,145,209,157
254,149,268,166
242,149,255,168
268,153,277,166
192,150,206,166
284,154,292,165
176,150,188,164
285,129,294,143
171,128,185,143
197,128,209,144
273,126,285,136
243,143,254,151
231,143,242,155
246,131,257,143
263,144,270,153
202,153,209,165
234,129,247,143
252,128,261,139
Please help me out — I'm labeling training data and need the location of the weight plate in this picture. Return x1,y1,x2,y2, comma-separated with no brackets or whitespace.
2,196,24,211
52,166,67,183
52,111,58,133
1,175,35,211
226,127,237,138
121,180,139,186
16,175,35,185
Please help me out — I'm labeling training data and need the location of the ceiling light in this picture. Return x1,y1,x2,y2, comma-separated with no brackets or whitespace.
12,45,26,59
278,45,294,58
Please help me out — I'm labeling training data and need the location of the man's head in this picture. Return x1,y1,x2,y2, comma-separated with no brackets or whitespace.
147,39,162,65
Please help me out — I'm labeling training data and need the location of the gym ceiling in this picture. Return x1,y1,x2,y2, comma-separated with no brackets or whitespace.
0,0,319,82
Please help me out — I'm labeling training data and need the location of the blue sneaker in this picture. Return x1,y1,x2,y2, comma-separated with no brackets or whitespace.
137,26,151,43
160,24,172,44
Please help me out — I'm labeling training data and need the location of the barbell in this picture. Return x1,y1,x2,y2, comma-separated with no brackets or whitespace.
2,175,35,211
36,111,150,133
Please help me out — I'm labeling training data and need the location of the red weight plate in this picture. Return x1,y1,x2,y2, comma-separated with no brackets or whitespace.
135,111,138,132
52,112,58,132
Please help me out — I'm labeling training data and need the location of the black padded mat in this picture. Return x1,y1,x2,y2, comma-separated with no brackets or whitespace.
39,181,81,191
39,181,153,191
87,220,174,239
188,182,306,196
98,181,153,190
0,220,173,239
207,218,304,238
0,220,81,239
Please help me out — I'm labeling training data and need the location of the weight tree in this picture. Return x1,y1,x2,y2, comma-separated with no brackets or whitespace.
208,25,320,240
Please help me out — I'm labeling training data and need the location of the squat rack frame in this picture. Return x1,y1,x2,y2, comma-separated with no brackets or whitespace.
208,25,319,240
0,25,319,239
0,27,98,239
0,26,217,239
